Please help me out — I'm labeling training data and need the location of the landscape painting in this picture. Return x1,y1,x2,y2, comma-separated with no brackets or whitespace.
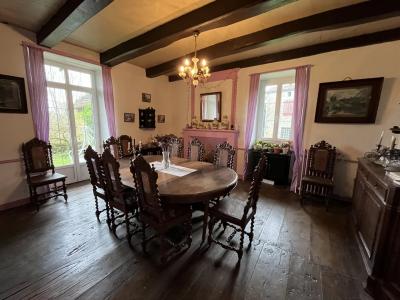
0,74,27,114
315,77,384,123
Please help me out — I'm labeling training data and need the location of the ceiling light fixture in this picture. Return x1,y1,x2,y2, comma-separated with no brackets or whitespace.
178,30,210,87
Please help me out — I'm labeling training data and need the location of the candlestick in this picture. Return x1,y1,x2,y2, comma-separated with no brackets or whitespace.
390,136,396,150
378,130,384,145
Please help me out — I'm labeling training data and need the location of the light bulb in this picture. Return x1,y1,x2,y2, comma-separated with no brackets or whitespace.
201,59,207,66
179,66,184,72
184,59,190,66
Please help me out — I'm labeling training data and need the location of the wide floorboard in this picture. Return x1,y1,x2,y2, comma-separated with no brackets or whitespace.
0,181,371,299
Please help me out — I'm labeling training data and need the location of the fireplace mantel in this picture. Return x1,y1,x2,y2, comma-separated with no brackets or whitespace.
182,128,239,167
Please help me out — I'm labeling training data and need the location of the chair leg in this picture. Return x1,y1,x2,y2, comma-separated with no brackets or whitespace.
238,230,245,261
105,201,111,228
94,194,100,221
160,234,168,264
249,216,255,247
110,206,116,234
141,221,147,253
32,186,39,211
208,217,216,246
62,180,68,202
184,219,192,249
125,211,132,247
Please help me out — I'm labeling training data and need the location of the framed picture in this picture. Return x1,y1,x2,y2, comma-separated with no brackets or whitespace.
142,93,151,102
315,77,384,123
0,74,28,114
124,112,135,122
157,114,165,123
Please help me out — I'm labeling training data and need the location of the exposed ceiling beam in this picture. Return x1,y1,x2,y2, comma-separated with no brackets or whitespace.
37,0,113,48
168,27,400,82
100,0,296,66
148,1,400,78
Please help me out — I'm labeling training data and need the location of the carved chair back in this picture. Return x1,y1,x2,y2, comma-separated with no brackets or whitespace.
103,136,121,160
119,135,134,157
84,145,106,190
304,140,336,179
131,155,164,220
243,155,267,221
102,149,124,201
188,138,205,161
170,137,183,158
213,141,235,168
22,138,55,177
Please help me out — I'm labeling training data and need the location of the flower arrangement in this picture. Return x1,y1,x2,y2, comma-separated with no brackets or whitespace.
154,134,178,151
253,140,292,154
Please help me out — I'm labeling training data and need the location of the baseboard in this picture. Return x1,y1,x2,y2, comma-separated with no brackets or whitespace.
0,197,30,212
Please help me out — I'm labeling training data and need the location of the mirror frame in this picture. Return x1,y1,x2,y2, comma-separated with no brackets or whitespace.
200,92,222,122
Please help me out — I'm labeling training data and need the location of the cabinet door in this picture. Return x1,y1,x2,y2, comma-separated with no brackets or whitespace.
358,188,383,259
352,172,366,226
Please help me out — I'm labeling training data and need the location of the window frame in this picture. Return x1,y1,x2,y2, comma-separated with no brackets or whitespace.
44,59,101,167
256,75,295,143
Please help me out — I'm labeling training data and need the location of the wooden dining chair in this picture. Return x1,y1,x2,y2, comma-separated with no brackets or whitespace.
102,149,139,244
207,155,267,261
131,155,192,264
84,146,110,227
300,140,336,209
213,141,235,169
103,136,121,159
170,137,183,158
187,138,205,161
22,138,68,210
119,135,134,158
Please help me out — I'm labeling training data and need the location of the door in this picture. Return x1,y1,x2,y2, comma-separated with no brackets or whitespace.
45,62,100,183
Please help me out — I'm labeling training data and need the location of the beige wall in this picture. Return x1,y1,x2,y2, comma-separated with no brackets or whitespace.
111,62,188,143
234,40,400,198
170,40,400,198
0,24,102,209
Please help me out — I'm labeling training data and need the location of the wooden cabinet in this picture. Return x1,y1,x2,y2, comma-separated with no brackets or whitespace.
248,150,292,185
352,159,400,299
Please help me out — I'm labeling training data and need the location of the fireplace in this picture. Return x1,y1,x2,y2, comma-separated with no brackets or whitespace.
182,128,239,168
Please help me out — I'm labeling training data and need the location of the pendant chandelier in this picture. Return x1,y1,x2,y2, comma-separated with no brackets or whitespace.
178,30,210,86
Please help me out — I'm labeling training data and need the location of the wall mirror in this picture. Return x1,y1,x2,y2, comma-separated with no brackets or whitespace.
200,92,221,122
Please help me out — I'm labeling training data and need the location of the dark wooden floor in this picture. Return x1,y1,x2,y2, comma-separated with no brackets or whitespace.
0,181,371,300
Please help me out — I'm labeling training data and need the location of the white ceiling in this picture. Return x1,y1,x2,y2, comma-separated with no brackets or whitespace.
0,0,68,31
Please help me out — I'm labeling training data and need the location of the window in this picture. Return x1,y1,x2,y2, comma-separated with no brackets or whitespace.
45,61,99,168
256,70,295,141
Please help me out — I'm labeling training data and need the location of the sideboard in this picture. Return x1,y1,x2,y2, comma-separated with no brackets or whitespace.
352,158,400,299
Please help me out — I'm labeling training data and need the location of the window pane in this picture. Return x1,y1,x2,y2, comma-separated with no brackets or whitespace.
47,87,73,166
45,65,65,83
68,70,92,88
277,83,295,140
262,85,277,139
72,91,95,163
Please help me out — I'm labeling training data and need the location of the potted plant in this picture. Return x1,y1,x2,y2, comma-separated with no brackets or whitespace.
281,141,291,154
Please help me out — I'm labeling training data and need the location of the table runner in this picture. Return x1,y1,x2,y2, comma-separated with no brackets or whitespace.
151,161,196,177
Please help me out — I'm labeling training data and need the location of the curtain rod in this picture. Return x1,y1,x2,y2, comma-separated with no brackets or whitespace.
21,41,104,67
249,64,313,76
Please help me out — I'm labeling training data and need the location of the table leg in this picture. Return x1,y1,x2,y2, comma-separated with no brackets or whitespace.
201,199,209,245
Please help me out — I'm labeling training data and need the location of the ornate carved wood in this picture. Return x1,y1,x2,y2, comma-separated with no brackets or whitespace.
131,155,192,263
208,155,267,260
83,145,110,225
300,140,336,208
187,138,205,162
170,137,183,158
118,135,134,158
101,149,138,243
22,138,67,210
213,141,235,169
103,136,121,159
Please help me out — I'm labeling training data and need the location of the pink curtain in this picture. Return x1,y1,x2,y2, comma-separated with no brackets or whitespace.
290,65,311,192
22,44,49,142
244,73,260,177
102,66,117,137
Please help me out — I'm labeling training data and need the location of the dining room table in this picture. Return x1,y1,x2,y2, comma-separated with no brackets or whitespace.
119,155,238,244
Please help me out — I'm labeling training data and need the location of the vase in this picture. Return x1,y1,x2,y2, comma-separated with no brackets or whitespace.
162,151,171,169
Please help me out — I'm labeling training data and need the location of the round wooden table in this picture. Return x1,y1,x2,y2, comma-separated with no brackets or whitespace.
119,155,238,243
